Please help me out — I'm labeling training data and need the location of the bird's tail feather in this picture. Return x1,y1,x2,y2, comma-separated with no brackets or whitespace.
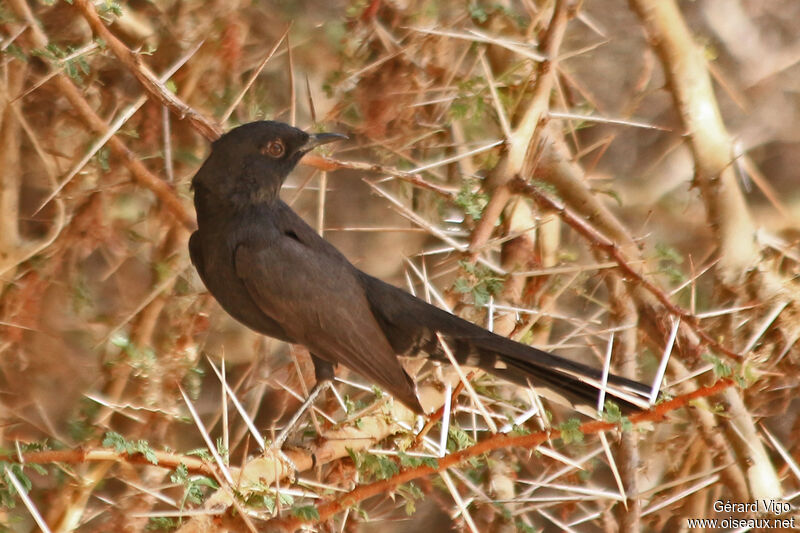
357,272,653,415
432,333,652,414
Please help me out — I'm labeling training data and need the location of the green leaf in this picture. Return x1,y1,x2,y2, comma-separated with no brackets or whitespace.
557,418,584,445
447,424,475,452
453,260,504,307
102,432,158,464
703,353,732,378
455,180,489,220
602,401,633,432
468,3,488,23
146,517,179,530
292,505,320,520
397,451,438,469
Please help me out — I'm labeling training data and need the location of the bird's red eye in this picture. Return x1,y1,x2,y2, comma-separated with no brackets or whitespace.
261,140,285,158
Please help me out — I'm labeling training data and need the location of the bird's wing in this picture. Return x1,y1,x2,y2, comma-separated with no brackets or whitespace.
233,228,423,413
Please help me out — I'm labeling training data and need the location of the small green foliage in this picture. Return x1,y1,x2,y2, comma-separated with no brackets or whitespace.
94,146,111,172
602,402,633,433
1,462,32,508
703,353,732,378
466,1,526,28
18,441,50,454
364,453,399,481
348,449,401,481
185,448,213,462
154,261,172,283
102,431,158,465
497,502,512,520
247,491,294,513
0,5,19,24
449,101,470,120
146,516,179,530
0,455,47,506
97,0,123,23
655,243,686,284
738,361,758,387
468,3,488,23
300,421,319,439
455,179,489,220
447,77,488,124
603,401,622,421
2,44,27,62
454,260,504,307
322,70,346,98
215,438,229,465
446,424,476,452
449,94,486,123
292,505,320,521
515,519,539,532
32,43,92,83
170,463,217,507
345,0,370,18
110,332,157,375
509,423,531,436
396,482,424,516
343,393,373,415
557,418,584,445
343,394,356,414
397,451,439,469
71,273,92,314
68,399,101,441
578,466,593,482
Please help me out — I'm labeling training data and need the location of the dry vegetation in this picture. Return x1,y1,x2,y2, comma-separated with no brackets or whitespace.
2,0,800,531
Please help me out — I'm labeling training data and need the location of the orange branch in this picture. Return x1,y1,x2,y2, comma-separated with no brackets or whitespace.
268,378,735,531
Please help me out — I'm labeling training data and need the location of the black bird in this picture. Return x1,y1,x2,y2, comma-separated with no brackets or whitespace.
189,121,652,430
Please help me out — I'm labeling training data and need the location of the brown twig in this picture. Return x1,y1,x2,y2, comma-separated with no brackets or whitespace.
2,448,217,477
71,0,223,141
628,0,757,285
468,0,574,254
7,0,196,231
302,153,457,199
267,378,736,531
509,177,742,361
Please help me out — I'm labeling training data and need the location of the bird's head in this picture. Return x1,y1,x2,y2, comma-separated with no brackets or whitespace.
192,121,346,206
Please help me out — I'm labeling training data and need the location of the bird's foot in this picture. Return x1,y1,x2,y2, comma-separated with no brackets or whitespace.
272,379,332,450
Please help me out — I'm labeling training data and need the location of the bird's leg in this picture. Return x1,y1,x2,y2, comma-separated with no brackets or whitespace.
273,355,336,449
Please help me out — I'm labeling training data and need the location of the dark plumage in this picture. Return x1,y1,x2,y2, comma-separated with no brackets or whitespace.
189,121,652,417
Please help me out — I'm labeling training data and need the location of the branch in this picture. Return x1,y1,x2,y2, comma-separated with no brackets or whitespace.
71,0,223,141
628,0,758,284
7,0,196,231
268,378,736,531
468,0,575,253
509,177,742,361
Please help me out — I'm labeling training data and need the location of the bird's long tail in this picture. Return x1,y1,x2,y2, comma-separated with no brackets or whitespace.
360,272,654,415
425,331,652,414
454,335,652,414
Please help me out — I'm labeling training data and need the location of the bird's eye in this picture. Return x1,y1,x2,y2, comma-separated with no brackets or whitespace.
261,140,285,158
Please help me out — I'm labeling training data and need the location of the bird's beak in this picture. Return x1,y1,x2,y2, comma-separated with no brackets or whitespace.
301,132,348,152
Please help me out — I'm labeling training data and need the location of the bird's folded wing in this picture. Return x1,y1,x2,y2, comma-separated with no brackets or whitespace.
233,236,423,412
